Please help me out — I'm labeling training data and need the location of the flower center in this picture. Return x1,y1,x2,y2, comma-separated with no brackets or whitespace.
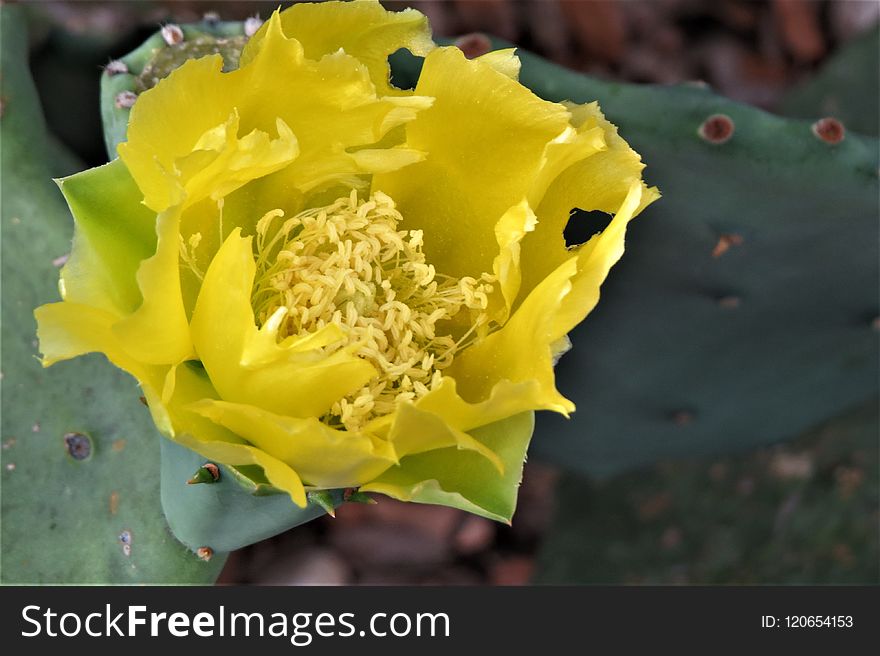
251,191,494,430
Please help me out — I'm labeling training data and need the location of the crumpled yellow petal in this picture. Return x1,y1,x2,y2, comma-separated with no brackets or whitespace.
361,412,534,523
519,101,660,297
189,228,377,418
414,376,553,431
373,46,572,280
110,205,194,365
527,121,607,209
175,110,298,210
242,0,434,96
118,54,232,212
242,318,345,368
437,100,659,412
372,47,609,325
120,10,432,214
56,159,156,315
552,181,655,337
449,181,650,411
187,399,398,489
488,200,537,323
450,253,576,412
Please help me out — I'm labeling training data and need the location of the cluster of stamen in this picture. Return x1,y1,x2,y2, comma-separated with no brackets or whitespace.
251,191,495,430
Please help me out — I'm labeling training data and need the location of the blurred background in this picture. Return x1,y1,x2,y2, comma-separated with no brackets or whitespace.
19,0,879,584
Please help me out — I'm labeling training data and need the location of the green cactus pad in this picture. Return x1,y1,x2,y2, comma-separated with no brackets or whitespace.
160,439,341,554
0,5,225,583
523,51,877,477
780,27,879,137
535,401,879,584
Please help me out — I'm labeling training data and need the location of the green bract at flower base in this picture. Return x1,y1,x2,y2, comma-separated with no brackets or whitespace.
35,0,658,539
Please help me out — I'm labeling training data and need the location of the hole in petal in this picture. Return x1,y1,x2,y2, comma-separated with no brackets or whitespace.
564,208,612,248
388,48,422,91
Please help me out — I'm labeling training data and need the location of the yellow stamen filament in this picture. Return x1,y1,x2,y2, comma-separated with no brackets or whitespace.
179,232,205,281
251,190,495,430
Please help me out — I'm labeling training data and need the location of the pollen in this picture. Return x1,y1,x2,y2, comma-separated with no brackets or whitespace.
251,191,495,430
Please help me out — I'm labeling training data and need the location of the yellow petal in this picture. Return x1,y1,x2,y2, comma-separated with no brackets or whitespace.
37,301,127,367
175,111,299,209
118,55,226,212
187,399,397,489
56,159,157,315
242,0,434,96
447,254,579,413
34,300,171,431
488,199,537,323
189,228,377,418
449,181,652,411
361,411,534,523
120,11,432,215
154,362,308,507
475,48,521,79
519,100,660,298
551,181,653,337
527,122,607,209
414,375,555,430
242,319,345,368
373,46,573,281
439,102,659,410
348,147,426,174
111,205,194,365
387,402,504,473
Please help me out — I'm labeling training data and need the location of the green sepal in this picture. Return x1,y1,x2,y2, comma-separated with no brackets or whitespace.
306,490,338,518
186,464,220,485
344,490,377,505
361,412,535,524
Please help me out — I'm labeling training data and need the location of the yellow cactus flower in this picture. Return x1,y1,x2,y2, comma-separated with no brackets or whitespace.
35,0,658,523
